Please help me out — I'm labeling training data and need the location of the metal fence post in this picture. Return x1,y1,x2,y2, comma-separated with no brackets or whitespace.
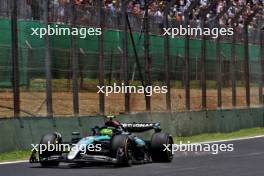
216,35,222,108
164,3,172,111
98,0,105,115
11,0,20,119
244,24,250,107
122,0,130,113
144,0,151,111
70,0,79,116
184,15,190,110
259,29,264,105
43,0,53,118
231,25,237,107
200,17,206,109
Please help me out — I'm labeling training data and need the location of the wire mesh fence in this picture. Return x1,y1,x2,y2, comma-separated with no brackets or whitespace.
0,0,263,117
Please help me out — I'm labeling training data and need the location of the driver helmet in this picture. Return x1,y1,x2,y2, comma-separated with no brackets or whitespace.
99,128,113,136
105,115,121,128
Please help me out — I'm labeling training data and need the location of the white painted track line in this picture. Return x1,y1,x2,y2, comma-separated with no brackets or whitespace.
1,135,264,165
0,160,28,165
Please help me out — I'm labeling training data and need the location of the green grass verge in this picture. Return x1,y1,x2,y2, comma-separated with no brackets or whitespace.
1,128,264,163
174,127,264,144
0,150,31,163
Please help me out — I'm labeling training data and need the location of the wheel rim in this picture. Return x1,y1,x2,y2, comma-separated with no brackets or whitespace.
166,137,173,161
124,139,133,163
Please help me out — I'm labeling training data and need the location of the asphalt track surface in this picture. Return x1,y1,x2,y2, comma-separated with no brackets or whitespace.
1,137,264,176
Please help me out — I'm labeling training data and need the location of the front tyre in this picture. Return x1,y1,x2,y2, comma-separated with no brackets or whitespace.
39,133,62,167
150,132,173,162
111,134,133,167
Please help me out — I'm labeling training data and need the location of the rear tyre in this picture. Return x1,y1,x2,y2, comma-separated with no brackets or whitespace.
111,134,133,167
150,132,173,162
39,133,62,167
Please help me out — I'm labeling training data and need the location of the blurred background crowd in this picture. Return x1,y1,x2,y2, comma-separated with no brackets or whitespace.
0,0,263,36
48,0,264,29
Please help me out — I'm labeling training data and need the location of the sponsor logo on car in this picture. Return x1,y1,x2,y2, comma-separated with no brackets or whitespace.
122,123,155,128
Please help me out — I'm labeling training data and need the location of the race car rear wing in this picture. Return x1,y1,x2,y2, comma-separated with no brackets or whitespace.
121,123,161,133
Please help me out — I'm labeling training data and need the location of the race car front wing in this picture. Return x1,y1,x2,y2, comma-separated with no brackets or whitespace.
29,150,118,164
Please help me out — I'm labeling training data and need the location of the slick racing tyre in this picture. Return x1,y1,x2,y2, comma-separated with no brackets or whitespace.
150,132,173,162
39,133,62,167
111,134,133,167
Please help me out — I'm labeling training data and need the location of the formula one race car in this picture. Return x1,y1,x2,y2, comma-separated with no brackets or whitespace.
30,116,173,167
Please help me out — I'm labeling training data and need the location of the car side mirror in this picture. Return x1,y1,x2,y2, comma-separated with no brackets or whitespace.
91,126,100,135
154,123,162,132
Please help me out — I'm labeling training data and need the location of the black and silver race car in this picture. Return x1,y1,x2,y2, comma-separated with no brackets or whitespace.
30,117,174,167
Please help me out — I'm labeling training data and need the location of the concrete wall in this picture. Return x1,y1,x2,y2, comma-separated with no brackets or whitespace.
0,107,263,153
